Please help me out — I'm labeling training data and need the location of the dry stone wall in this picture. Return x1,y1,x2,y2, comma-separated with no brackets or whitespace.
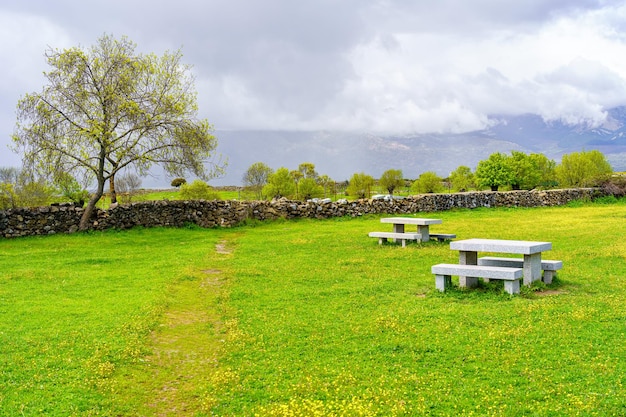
0,188,604,238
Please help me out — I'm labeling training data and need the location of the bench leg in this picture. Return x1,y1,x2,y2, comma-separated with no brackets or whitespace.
378,237,388,245
543,270,555,284
435,274,452,292
401,239,407,248
504,280,520,295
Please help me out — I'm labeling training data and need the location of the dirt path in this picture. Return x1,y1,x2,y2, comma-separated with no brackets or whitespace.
142,239,233,416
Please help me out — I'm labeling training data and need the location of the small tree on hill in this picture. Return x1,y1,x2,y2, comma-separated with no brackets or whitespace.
379,169,404,195
347,172,374,199
555,150,613,187
449,166,475,192
318,174,334,198
263,167,296,199
171,178,187,188
298,162,318,179
243,162,273,200
475,152,513,191
180,180,219,200
507,151,541,190
411,171,444,194
299,177,323,200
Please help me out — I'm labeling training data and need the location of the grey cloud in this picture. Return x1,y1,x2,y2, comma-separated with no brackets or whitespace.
542,58,625,94
3,0,626,169
369,0,615,33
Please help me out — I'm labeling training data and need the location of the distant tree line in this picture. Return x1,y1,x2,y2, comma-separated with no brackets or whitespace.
242,162,336,201
0,168,144,210
239,149,618,201
0,149,620,209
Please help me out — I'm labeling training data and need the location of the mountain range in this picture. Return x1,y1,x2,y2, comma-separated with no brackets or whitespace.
173,107,626,187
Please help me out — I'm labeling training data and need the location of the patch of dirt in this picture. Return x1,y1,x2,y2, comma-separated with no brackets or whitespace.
215,241,231,254
163,310,207,326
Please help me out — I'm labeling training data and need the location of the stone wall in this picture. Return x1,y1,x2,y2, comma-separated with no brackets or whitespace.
0,188,604,238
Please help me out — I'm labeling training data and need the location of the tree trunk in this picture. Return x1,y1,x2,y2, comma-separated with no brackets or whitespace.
109,173,117,204
79,181,105,231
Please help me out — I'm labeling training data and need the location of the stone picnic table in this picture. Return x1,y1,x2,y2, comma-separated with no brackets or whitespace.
449,238,553,286
379,217,443,242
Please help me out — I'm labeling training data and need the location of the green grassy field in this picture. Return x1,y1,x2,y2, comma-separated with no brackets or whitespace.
1,200,625,416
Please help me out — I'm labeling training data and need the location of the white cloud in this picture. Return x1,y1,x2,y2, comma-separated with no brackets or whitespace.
3,0,626,152
296,1,626,134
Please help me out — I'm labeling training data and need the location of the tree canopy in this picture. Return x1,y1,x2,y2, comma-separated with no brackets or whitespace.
475,152,514,191
411,171,444,194
263,167,296,199
347,172,374,199
12,34,223,229
449,166,475,192
243,162,273,200
555,150,613,187
379,169,404,195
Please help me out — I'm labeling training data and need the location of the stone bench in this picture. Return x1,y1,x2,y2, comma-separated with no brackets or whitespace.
368,232,421,247
431,263,523,294
477,256,563,284
429,233,456,242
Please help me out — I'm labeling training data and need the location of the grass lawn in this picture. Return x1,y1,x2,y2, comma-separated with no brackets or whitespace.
1,200,625,416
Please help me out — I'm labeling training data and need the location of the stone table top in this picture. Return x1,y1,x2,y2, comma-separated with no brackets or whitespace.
380,217,442,226
450,238,552,255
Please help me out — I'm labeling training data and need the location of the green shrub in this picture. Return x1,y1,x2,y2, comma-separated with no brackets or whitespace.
179,180,219,200
411,171,444,193
556,150,613,187
0,183,18,209
347,172,374,199
55,172,89,206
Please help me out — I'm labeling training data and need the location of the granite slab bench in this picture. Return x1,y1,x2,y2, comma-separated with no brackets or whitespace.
477,256,562,284
431,263,524,294
368,232,421,247
429,233,457,242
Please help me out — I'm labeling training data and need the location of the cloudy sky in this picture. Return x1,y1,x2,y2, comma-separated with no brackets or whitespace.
2,0,626,169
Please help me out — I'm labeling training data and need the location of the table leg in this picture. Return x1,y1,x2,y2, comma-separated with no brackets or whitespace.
523,253,542,285
459,250,478,288
392,224,404,243
417,225,430,242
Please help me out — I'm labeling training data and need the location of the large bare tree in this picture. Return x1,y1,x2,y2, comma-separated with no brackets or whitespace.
12,34,224,230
